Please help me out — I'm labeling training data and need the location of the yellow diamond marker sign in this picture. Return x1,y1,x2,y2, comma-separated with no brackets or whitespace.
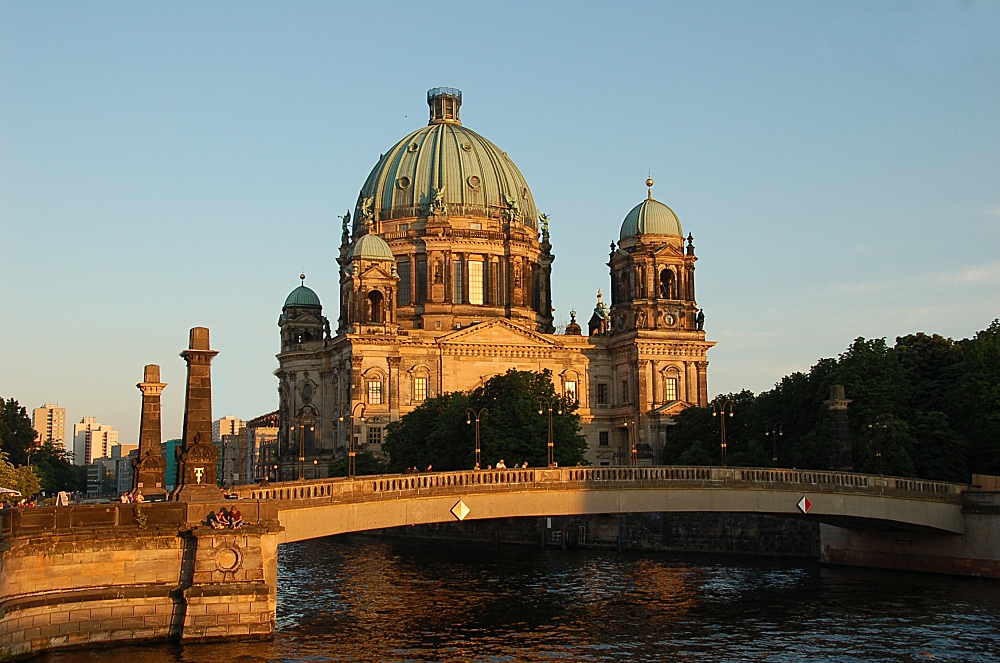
451,499,470,521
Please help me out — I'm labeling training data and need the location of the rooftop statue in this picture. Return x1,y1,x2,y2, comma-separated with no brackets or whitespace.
539,212,550,237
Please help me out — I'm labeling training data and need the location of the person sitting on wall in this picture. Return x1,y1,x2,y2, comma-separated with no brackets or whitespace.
229,506,245,529
133,490,145,503
496,459,507,470
426,464,433,473
208,508,229,529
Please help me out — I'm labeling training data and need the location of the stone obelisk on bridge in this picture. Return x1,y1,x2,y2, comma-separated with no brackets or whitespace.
173,326,221,501
132,364,167,499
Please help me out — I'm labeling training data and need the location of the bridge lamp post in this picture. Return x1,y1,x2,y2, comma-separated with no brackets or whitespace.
623,413,640,466
312,458,319,479
764,422,783,465
338,403,367,479
537,397,563,467
466,408,489,468
271,464,278,482
712,399,735,466
868,419,885,475
295,412,316,481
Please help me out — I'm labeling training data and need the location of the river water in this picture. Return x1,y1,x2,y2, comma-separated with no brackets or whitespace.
41,534,1000,662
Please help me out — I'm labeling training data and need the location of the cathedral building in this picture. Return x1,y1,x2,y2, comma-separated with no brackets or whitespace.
274,87,714,479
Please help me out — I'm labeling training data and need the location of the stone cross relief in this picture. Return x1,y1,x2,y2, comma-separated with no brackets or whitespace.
194,467,205,484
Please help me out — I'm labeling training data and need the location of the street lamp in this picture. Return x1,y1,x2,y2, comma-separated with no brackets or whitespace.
466,408,489,468
764,422,783,465
338,403,367,479
537,397,563,467
712,399,735,466
295,412,316,481
312,458,319,479
622,413,640,466
868,419,885,475
271,464,278,482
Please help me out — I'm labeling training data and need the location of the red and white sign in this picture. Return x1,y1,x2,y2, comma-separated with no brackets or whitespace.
797,496,813,514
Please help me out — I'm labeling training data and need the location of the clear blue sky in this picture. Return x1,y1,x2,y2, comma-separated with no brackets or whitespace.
2,2,998,448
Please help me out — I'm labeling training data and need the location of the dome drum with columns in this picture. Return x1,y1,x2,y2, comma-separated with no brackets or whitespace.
272,89,714,482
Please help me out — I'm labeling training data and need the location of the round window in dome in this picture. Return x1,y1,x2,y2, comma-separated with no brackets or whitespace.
397,176,411,190
461,141,472,152
408,142,418,153
467,175,481,189
522,187,529,199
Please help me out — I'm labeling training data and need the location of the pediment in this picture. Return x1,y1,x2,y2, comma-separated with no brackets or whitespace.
652,244,685,258
361,264,394,280
438,318,558,347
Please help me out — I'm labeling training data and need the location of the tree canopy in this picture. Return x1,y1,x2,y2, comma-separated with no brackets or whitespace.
0,397,84,496
664,320,1000,482
382,369,587,473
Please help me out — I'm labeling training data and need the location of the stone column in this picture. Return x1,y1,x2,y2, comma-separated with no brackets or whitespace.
697,361,709,407
133,364,167,499
388,356,401,422
825,385,853,471
174,327,220,501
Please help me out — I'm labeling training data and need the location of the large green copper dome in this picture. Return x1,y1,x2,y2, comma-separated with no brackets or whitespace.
354,88,538,232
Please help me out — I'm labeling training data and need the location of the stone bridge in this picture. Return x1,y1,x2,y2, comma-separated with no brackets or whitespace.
2,466,997,659
239,465,968,541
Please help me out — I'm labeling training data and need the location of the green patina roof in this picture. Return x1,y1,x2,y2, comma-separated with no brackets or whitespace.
284,285,322,309
348,233,396,261
619,196,683,240
354,89,538,232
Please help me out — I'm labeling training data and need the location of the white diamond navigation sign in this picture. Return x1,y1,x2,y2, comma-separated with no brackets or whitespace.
451,499,471,521
797,496,813,514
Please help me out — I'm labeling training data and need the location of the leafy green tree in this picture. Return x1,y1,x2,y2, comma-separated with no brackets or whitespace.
0,397,37,466
0,452,40,503
328,451,389,477
383,370,587,471
30,440,87,494
955,320,1000,475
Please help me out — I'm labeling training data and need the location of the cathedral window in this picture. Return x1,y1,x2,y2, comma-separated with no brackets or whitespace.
621,379,629,405
398,261,410,306
664,377,678,402
416,259,427,303
599,431,609,447
596,383,609,405
367,380,383,405
564,381,577,403
413,377,427,402
367,426,383,446
453,260,464,303
659,269,674,299
367,291,385,323
468,260,484,305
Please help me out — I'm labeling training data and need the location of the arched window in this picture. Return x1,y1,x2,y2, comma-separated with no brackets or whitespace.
367,290,385,323
659,269,675,299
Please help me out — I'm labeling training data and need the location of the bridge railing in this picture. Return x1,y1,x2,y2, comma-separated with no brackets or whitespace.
236,465,966,504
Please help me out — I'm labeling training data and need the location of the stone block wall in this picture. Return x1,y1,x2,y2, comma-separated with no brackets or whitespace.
0,531,185,658
0,504,281,659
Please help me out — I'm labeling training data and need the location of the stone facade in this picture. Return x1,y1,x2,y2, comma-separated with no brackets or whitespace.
273,90,715,479
0,501,280,659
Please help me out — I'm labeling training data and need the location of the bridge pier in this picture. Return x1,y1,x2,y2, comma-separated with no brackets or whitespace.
0,502,281,659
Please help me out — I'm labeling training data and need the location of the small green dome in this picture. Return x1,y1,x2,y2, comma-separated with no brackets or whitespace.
348,233,395,261
619,197,683,240
284,285,322,309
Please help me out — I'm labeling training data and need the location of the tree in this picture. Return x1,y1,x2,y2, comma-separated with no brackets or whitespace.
30,440,87,494
0,397,37,466
383,370,587,471
0,452,40,503
328,451,388,478
955,320,1000,475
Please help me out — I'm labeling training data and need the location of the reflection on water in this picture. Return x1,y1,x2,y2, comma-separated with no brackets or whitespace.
41,534,1000,662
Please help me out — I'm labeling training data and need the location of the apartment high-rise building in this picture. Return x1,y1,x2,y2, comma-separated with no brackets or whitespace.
213,416,244,442
72,417,120,466
32,403,67,449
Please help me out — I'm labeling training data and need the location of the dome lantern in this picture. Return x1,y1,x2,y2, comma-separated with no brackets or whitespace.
428,87,462,125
